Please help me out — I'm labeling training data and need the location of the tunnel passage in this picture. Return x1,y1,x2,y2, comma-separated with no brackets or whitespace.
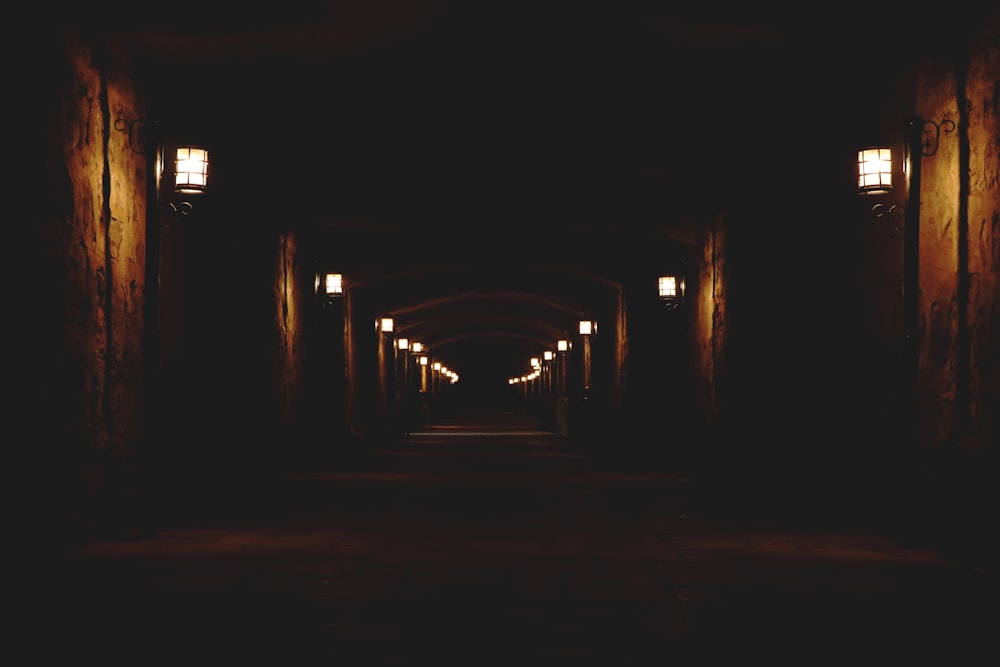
304,222,698,447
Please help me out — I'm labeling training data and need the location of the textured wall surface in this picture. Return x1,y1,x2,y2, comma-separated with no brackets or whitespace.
273,230,307,441
104,46,148,459
912,14,999,452
694,212,726,442
965,15,1000,451
916,59,962,448
34,28,148,544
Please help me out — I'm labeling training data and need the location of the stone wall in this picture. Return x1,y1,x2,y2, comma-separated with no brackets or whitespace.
965,15,1000,454
272,229,309,448
693,212,727,446
863,10,999,554
912,12,999,454
29,26,148,547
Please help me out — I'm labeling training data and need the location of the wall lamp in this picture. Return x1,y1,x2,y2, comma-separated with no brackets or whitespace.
376,317,394,333
557,339,569,352
173,147,209,195
858,116,955,236
316,272,344,306
858,113,956,401
578,320,595,392
114,118,210,217
658,275,685,309
165,145,209,216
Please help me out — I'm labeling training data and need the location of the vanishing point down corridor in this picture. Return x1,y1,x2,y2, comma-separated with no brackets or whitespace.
40,410,994,665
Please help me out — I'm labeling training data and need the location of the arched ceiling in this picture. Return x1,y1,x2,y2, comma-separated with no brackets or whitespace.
344,261,630,389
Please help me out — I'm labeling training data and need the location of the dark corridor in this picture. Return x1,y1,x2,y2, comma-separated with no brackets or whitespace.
24,6,1000,663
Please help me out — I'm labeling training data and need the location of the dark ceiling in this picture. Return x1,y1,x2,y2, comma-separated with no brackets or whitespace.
75,2,946,399
94,3,932,221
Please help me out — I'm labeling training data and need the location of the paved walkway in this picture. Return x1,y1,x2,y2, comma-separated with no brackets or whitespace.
35,412,996,665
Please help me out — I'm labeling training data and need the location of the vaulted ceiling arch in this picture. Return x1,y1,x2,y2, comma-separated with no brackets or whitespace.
343,262,624,385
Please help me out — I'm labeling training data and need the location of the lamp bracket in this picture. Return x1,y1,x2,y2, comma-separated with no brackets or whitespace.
157,200,196,233
872,202,906,239
914,116,956,157
114,118,151,154
166,201,194,216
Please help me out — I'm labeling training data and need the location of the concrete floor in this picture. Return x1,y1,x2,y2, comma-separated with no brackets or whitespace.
32,412,996,665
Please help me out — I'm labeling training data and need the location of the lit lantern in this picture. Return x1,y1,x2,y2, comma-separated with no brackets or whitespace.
175,146,209,194
325,273,343,296
658,275,684,307
658,276,678,299
858,146,892,194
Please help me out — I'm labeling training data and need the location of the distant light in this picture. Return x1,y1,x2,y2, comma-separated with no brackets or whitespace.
324,273,343,296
